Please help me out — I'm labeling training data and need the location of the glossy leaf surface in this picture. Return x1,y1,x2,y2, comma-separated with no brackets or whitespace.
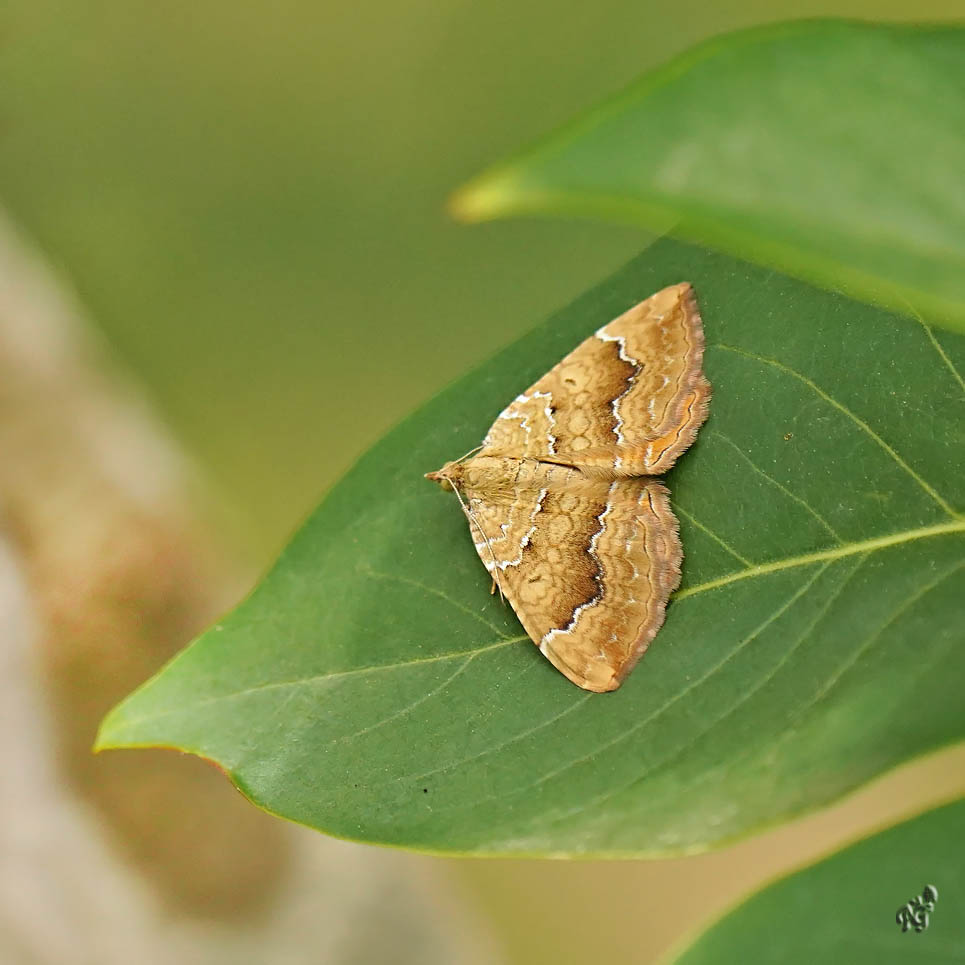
454,21,965,335
670,799,965,963
98,240,965,856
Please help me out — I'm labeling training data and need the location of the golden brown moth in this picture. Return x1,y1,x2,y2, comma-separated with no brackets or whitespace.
426,283,710,692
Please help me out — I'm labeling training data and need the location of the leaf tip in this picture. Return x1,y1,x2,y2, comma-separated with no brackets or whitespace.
448,168,527,223
93,704,126,753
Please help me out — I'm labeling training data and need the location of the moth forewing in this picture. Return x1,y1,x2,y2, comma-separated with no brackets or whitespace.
427,282,709,692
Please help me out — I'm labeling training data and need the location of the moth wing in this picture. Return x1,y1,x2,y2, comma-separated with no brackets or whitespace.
467,478,681,692
463,485,546,573
481,283,710,474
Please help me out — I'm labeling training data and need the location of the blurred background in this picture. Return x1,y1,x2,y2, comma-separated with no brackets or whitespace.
2,1,964,963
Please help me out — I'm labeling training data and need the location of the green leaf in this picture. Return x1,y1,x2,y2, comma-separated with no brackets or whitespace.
667,798,965,964
452,20,965,336
97,239,965,856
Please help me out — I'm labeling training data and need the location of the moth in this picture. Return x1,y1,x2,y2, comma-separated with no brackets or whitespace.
426,283,710,692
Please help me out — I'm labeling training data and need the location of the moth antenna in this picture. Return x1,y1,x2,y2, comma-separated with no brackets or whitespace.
454,443,484,465
447,475,505,602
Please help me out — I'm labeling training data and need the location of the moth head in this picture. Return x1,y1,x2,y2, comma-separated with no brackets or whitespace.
425,461,463,491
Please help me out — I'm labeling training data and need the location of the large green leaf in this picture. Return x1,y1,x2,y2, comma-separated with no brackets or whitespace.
452,20,965,336
97,239,965,856
668,798,965,964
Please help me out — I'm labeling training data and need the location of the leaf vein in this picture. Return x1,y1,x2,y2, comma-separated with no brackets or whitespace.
712,342,961,519
406,692,595,784
681,562,965,790
105,636,527,736
710,428,843,542
466,562,831,809
360,566,506,635
919,316,965,396
336,654,478,743
674,503,753,567
896,294,965,397
674,520,964,601
780,561,964,727
552,555,865,818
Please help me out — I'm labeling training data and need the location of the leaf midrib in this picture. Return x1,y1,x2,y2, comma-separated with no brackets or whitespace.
675,519,964,600
98,519,964,746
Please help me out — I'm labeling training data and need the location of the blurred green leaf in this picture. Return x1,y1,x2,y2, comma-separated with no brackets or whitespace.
668,798,965,964
453,20,965,335
97,239,965,856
